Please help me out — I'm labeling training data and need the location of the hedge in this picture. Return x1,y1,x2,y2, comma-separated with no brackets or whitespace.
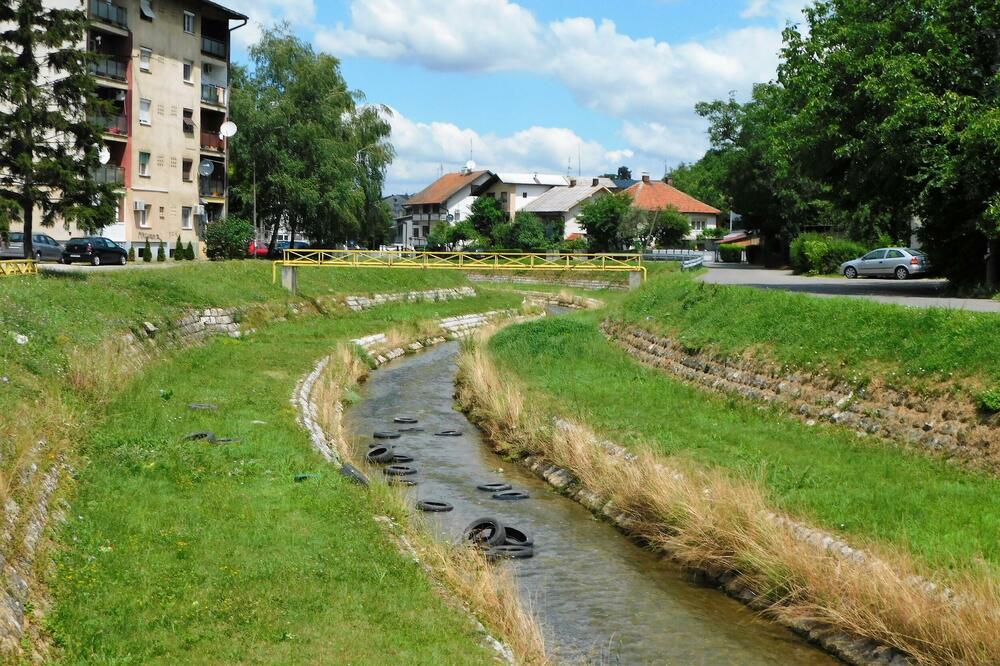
789,233,868,275
718,243,743,263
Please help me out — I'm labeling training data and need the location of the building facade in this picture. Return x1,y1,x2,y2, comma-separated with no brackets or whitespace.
625,174,720,240
471,172,569,219
521,177,614,239
396,169,491,248
16,0,246,256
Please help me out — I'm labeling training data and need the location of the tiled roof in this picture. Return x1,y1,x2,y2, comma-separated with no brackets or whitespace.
522,184,609,213
406,170,489,206
625,180,721,215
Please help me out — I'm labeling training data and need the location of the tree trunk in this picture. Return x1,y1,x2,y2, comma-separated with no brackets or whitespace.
21,196,33,260
987,237,999,289
267,218,279,253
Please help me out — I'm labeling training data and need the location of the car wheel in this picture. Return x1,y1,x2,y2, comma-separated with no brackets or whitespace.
844,266,858,279
119,254,127,265
35,251,42,262
91,255,101,267
894,266,909,280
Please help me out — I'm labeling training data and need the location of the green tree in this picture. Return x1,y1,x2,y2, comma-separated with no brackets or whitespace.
174,235,183,260
668,155,731,223
0,0,119,259
467,196,506,237
492,212,547,251
578,192,632,252
142,239,151,262
205,217,254,260
156,241,166,262
127,245,135,262
185,241,195,260
653,207,692,248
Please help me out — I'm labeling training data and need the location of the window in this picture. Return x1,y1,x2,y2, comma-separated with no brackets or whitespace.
136,209,149,228
453,211,461,222
694,220,703,232
203,62,214,75
182,159,193,181
138,151,150,176
886,249,904,259
183,60,193,83
183,11,195,34
139,98,151,125
139,48,152,72
522,192,527,198
182,108,194,135
139,0,155,21
862,250,886,261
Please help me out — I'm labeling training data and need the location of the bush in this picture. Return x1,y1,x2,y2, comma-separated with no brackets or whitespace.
142,239,152,262
700,227,726,240
491,212,548,251
979,388,1000,413
127,246,136,262
185,241,195,260
156,241,166,262
789,233,868,275
718,243,743,263
204,217,253,260
174,235,183,260
559,237,588,252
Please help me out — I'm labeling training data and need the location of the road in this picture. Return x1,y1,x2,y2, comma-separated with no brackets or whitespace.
701,264,1000,312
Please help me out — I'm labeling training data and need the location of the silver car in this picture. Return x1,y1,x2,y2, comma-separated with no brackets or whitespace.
840,247,932,280
0,232,64,262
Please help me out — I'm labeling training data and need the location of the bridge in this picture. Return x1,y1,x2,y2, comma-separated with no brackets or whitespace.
0,260,37,277
272,249,645,293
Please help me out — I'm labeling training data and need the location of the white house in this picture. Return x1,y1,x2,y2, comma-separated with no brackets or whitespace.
521,177,615,239
471,172,569,219
396,169,492,247
625,174,721,240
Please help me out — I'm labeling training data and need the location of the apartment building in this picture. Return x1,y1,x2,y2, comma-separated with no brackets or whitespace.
26,0,246,255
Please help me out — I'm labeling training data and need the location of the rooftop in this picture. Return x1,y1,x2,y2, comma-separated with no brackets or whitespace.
494,172,569,186
625,179,721,215
405,170,490,206
522,182,611,213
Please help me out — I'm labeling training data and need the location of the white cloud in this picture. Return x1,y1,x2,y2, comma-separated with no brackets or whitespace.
741,0,810,21
227,0,318,53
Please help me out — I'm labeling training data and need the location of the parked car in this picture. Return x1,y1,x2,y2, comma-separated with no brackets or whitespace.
247,239,270,258
840,247,932,280
61,237,128,266
0,232,64,262
268,240,311,259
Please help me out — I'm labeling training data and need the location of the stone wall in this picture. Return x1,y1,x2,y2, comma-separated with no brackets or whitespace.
338,287,476,312
467,274,624,290
604,322,998,473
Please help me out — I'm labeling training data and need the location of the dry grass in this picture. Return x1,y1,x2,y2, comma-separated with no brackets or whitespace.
456,338,1000,666
309,340,549,665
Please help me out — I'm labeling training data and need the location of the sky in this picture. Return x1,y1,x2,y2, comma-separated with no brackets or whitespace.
224,0,810,195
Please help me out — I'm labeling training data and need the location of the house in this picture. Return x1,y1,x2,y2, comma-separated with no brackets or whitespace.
7,0,247,258
381,194,409,220
625,174,721,240
521,177,615,239
471,172,569,219
397,169,492,247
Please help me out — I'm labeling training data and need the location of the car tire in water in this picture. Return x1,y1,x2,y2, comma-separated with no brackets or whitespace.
383,464,417,476
373,431,401,440
476,482,512,493
416,500,453,513
503,526,533,547
491,490,529,501
463,517,506,547
486,544,534,560
895,266,909,280
844,266,858,279
366,446,395,464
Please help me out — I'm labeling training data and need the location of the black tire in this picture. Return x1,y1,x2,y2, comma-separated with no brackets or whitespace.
91,255,101,267
476,482,512,493
503,526,533,547
391,453,414,463
373,431,401,440
397,427,424,433
463,517,506,547
416,500,453,513
383,464,417,476
393,416,418,424
492,491,529,501
119,253,127,265
366,446,395,464
35,251,42,262
435,430,463,437
182,431,215,442
340,463,369,486
844,266,858,279
294,473,315,482
894,266,909,280
486,544,534,560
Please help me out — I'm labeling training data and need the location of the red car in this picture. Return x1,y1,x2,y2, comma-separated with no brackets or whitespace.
247,240,269,258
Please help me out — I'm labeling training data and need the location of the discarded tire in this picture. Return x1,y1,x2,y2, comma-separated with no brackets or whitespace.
213,437,240,444
503,526,533,547
476,482,512,493
435,430,463,437
366,446,395,464
491,491,529,501
463,517,506,547
486,544,534,560
340,463,369,486
182,431,215,442
416,500,453,513
294,473,316,482
391,453,415,463
383,465,417,476
373,431,401,440
393,416,418,424
397,427,424,433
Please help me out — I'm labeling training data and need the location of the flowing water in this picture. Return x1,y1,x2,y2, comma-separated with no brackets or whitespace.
346,341,836,664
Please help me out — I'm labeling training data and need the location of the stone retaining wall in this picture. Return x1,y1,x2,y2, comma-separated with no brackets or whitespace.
467,274,624,290
339,287,476,312
604,322,998,473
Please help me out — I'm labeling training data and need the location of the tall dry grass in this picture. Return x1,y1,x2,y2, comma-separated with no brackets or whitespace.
310,341,549,665
456,338,1000,666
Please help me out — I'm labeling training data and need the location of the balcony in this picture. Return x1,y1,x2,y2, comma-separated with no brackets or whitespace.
200,131,225,152
199,177,225,197
89,56,127,82
201,83,226,106
92,165,124,185
95,114,128,136
90,0,127,28
201,36,226,59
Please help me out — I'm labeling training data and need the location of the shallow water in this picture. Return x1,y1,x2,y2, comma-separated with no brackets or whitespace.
346,342,836,664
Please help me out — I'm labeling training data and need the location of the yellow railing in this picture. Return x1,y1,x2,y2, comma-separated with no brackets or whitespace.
272,249,645,283
0,260,37,277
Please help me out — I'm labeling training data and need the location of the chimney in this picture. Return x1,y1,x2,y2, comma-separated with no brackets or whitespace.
641,172,650,183
569,178,577,187
667,177,674,186
592,178,599,186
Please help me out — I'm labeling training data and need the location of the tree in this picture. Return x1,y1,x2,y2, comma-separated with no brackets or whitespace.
619,206,690,250
492,212,547,251
205,217,254,260
578,192,632,251
174,234,183,260
652,207,692,248
142,239,151,262
426,220,484,250
156,241,166,262
0,0,119,259
668,155,731,223
467,196,506,238
185,241,195,260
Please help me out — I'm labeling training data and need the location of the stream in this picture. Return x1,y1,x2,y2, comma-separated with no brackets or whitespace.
345,340,836,664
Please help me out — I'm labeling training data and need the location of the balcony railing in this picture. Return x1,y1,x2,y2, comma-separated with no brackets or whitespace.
201,83,226,106
201,36,226,59
200,131,224,151
95,114,128,136
90,0,127,28
199,177,225,197
92,165,124,185
89,56,127,82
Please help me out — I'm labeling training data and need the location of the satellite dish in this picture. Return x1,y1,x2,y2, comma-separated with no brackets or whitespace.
198,160,215,176
465,160,476,171
98,147,111,165
219,121,238,138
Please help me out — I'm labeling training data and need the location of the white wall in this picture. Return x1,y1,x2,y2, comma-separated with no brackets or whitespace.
687,214,717,239
512,183,554,215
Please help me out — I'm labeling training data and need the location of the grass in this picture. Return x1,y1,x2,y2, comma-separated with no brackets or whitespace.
617,270,1000,389
486,316,1000,576
47,294,524,663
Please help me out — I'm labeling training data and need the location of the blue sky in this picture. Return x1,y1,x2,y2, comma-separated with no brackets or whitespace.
227,0,808,193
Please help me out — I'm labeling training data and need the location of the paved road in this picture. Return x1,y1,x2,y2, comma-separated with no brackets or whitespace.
701,264,1000,312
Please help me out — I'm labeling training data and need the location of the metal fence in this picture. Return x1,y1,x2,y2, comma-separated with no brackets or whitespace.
0,260,37,277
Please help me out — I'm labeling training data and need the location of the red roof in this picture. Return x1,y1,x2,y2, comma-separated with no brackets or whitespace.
406,170,489,206
625,180,720,215
566,232,585,240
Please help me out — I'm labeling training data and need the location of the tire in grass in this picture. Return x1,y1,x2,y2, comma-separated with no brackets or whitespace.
486,544,534,560
366,446,395,464
492,491,529,501
503,526,533,547
476,482,512,493
393,416,418,424
388,478,418,487
416,500,453,513
383,465,417,476
182,431,215,442
391,453,415,463
373,431,401,440
463,517,506,547
340,463,369,486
